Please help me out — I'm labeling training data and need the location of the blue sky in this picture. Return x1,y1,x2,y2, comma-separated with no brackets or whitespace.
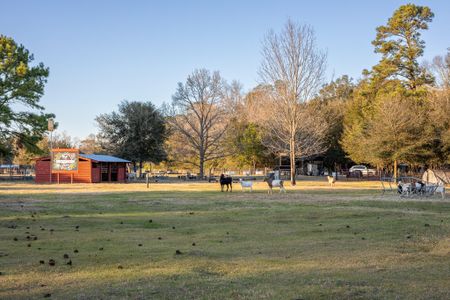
2,0,449,139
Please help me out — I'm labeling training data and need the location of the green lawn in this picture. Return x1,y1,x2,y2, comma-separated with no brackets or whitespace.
0,182,449,299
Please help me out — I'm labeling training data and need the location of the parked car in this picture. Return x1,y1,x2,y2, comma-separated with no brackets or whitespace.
349,165,376,176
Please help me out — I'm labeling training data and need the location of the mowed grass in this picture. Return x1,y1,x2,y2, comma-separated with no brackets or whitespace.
0,181,449,299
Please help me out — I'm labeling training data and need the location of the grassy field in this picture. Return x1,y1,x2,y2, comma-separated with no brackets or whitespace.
0,180,449,299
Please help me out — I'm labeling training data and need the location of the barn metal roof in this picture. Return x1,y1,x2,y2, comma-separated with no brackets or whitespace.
80,154,131,163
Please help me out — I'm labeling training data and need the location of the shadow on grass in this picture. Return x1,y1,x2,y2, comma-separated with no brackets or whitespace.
3,253,450,299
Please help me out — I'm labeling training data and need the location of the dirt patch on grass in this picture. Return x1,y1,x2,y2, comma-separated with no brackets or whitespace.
430,238,450,256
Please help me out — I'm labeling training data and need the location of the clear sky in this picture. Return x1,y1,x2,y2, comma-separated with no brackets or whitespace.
1,0,449,139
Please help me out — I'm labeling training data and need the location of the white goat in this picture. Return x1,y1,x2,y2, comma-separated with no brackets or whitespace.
265,174,286,194
327,176,336,187
435,184,446,199
239,179,253,192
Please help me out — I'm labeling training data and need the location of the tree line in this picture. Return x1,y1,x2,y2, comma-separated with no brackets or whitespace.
1,4,449,184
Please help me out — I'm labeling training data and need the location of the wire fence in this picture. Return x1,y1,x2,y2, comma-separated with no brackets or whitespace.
0,165,34,181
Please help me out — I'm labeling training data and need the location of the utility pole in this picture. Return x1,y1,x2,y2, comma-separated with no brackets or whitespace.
48,118,55,183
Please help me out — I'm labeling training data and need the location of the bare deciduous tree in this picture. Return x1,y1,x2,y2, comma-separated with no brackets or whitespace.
259,19,327,185
165,69,229,178
431,49,450,89
428,89,450,165
79,134,103,154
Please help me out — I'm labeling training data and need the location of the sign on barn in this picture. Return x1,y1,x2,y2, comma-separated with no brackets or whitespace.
51,149,79,173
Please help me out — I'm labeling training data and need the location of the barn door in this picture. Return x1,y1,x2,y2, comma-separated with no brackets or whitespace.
111,163,118,181
101,163,109,182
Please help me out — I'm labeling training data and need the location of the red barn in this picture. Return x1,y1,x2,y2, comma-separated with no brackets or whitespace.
35,153,130,183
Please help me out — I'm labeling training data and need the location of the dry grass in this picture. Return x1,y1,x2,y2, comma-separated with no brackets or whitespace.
0,180,449,299
0,179,383,195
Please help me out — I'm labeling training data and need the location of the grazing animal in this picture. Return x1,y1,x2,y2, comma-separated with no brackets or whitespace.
239,179,253,192
327,176,336,187
435,184,446,199
264,173,286,194
220,174,233,192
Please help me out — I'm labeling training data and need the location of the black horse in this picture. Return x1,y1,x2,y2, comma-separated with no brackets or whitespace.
220,174,232,192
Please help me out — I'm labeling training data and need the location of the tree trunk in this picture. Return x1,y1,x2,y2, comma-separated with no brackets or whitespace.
199,155,204,179
393,159,398,182
334,162,338,181
208,167,213,180
290,138,296,186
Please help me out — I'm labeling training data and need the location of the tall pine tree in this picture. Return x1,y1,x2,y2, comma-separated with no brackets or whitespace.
341,4,434,174
0,35,53,160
